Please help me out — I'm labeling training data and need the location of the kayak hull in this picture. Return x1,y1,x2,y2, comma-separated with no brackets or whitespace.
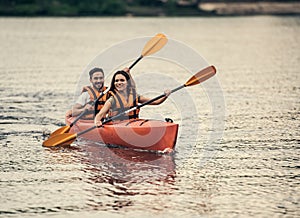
65,117,179,152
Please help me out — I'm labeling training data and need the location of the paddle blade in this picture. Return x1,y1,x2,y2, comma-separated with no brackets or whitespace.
185,66,216,87
141,33,168,57
42,133,77,147
49,126,71,138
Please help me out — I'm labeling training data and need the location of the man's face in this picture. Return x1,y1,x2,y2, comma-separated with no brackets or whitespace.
90,71,104,90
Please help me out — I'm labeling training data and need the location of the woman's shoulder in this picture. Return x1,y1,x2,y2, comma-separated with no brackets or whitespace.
107,95,115,105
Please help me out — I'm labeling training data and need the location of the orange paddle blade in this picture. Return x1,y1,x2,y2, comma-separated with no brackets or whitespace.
141,33,168,57
49,126,71,138
185,66,216,87
42,133,77,147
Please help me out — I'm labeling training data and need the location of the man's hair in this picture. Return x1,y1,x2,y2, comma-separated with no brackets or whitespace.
89,67,104,79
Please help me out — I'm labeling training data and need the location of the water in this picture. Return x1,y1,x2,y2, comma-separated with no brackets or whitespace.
1,17,299,217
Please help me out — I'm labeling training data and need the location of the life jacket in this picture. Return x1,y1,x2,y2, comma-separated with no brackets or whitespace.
81,86,108,120
108,89,139,121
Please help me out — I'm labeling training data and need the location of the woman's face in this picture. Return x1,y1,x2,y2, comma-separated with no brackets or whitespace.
114,74,127,92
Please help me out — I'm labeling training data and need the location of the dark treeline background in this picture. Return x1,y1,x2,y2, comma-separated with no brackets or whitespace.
0,0,298,16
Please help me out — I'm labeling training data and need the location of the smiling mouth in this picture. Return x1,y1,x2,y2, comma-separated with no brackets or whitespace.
116,84,125,89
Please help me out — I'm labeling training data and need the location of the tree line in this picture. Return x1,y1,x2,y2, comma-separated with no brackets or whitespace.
0,0,297,16
0,0,214,16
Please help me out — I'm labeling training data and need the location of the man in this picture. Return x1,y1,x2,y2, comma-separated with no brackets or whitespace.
66,67,108,120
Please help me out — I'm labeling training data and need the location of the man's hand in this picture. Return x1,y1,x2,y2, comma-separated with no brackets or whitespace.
84,104,93,111
65,109,72,118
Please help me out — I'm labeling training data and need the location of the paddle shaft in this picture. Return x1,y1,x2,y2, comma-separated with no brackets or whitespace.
129,55,143,69
121,84,185,116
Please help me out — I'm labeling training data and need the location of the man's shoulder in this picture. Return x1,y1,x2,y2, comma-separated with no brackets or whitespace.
76,91,90,105
82,86,92,92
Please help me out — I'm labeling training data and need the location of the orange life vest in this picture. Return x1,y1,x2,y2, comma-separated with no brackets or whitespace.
81,86,108,120
108,89,140,120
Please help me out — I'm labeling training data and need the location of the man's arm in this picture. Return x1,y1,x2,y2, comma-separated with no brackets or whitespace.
71,103,93,116
71,92,92,116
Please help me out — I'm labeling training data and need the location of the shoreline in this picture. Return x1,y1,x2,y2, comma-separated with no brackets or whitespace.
199,2,300,16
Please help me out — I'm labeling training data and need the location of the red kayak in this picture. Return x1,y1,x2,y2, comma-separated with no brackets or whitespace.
65,116,179,152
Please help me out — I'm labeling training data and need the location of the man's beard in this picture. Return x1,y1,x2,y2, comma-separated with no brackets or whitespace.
93,83,103,91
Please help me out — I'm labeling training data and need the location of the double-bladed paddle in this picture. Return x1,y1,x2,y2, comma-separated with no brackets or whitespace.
49,33,168,137
42,65,217,147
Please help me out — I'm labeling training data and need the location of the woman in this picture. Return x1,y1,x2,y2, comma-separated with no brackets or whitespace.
94,68,170,127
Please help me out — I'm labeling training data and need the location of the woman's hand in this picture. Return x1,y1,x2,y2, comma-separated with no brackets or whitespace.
94,114,103,127
123,67,130,74
93,101,111,127
164,89,171,97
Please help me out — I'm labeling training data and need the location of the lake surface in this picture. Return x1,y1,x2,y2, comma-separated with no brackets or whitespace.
0,17,299,217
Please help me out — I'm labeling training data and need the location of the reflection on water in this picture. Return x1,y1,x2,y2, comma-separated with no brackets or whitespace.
46,141,176,213
80,141,175,184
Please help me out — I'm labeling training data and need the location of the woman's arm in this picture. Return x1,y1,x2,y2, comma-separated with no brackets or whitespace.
139,89,171,105
94,100,112,127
